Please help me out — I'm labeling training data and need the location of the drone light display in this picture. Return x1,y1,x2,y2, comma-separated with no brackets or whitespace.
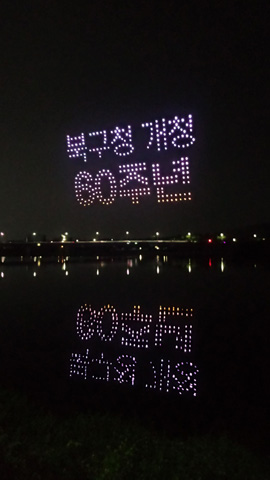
70,303,199,396
67,114,195,206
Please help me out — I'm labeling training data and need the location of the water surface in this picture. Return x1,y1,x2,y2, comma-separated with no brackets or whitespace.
0,256,269,450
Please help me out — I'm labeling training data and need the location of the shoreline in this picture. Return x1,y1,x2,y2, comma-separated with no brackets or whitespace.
0,239,269,262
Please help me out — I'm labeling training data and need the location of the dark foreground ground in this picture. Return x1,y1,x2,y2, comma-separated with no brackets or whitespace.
0,386,269,480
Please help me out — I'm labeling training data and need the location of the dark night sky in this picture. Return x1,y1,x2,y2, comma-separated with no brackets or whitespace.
0,1,269,239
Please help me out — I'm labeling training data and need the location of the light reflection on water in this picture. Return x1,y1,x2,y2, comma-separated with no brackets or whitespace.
0,256,269,433
70,304,197,396
1,254,269,278
0,255,221,277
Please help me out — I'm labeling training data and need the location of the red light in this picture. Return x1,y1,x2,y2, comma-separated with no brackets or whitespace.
208,239,212,243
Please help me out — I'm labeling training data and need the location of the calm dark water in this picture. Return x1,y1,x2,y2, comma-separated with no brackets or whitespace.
0,256,269,449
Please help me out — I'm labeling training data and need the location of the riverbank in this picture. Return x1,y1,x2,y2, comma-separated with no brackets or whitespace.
0,387,268,480
0,239,269,262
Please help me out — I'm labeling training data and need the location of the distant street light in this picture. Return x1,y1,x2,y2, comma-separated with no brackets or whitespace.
217,232,226,241
156,232,160,238
126,231,129,235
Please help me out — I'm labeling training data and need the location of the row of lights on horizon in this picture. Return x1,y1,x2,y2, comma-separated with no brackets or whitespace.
29,231,219,242
59,232,263,244
0,231,266,243
50,231,160,243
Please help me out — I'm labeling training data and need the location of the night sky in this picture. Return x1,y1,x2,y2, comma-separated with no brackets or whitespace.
1,1,269,239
